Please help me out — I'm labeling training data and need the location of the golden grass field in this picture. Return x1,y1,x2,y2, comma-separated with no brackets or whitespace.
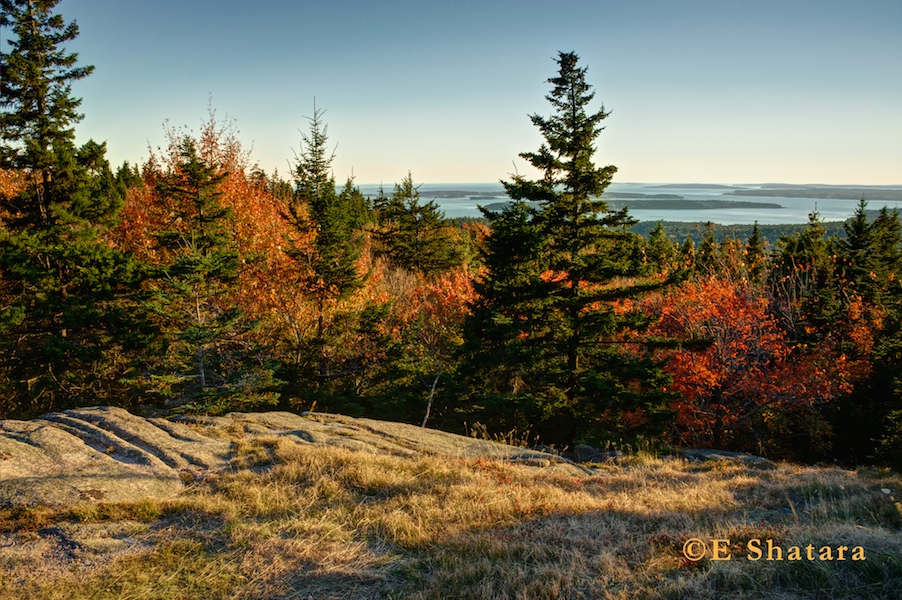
1,435,901,599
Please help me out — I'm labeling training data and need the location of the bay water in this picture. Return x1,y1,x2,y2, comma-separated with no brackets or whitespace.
358,182,902,225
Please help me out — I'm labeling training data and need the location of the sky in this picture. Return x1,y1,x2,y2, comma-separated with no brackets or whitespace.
16,0,901,185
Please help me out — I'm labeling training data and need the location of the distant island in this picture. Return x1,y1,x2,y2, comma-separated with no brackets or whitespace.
732,187,902,201
608,199,783,210
645,183,744,190
481,198,783,213
756,183,902,189
419,190,506,199
604,192,684,200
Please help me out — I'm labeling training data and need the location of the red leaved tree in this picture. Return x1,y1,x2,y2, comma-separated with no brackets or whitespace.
647,276,854,456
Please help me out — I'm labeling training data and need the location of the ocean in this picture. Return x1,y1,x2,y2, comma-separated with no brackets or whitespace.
357,182,902,225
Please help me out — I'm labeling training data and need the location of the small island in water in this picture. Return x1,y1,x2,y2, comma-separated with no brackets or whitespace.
480,196,784,213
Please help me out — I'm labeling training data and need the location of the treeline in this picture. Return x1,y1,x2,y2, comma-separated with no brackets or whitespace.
1,3,900,471
631,220,849,247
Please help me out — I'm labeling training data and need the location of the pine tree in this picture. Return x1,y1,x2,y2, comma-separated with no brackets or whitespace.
836,199,879,304
282,106,365,396
745,221,767,282
0,0,142,418
338,175,373,231
375,172,461,276
831,203,902,467
695,222,719,273
291,105,334,225
462,199,556,431
0,0,93,196
464,52,677,444
872,206,902,275
146,137,249,409
644,221,676,271
114,120,282,415
856,204,902,307
679,235,696,268
772,210,837,341
289,107,362,309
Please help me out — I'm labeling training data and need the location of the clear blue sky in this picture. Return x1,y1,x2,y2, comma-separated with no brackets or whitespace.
39,0,902,184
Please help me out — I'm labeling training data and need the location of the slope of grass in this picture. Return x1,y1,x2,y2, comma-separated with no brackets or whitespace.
1,436,900,599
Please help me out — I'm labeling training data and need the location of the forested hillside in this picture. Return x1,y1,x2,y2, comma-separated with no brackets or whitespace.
1,0,900,472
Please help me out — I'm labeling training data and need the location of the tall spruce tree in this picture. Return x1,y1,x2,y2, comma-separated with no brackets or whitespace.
289,106,362,312
771,211,837,343
283,106,365,396
745,221,767,282
0,0,140,417
868,206,902,469
695,222,720,273
464,52,676,444
836,199,880,304
0,0,92,191
337,175,373,231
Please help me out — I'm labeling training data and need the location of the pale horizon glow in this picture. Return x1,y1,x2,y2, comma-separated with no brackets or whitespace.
25,0,902,186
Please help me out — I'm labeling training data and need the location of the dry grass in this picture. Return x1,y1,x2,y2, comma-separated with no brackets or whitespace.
1,437,900,599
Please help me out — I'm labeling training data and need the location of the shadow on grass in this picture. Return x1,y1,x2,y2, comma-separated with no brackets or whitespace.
2,443,901,600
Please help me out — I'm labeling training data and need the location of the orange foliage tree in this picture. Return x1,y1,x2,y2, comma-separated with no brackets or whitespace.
108,113,297,410
107,108,482,420
647,276,853,456
372,263,476,425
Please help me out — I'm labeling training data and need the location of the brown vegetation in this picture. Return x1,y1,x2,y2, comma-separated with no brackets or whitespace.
1,434,900,599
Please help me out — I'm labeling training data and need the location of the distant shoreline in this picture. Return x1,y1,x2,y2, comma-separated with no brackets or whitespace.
481,199,785,212
731,187,902,201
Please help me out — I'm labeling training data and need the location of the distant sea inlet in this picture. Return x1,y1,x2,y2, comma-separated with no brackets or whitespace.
357,182,902,226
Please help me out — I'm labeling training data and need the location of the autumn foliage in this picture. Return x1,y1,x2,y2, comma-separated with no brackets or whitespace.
2,4,900,469
646,276,853,456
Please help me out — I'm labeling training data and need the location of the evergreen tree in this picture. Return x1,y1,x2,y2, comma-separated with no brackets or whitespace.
0,0,93,191
745,221,767,282
337,175,374,231
644,221,676,271
464,52,677,444
695,221,719,273
282,106,366,399
679,235,697,268
872,206,902,275
772,210,837,339
865,205,901,307
462,199,556,431
291,105,334,224
115,160,143,189
831,203,902,467
287,106,363,334
146,138,245,408
265,168,294,206
836,199,879,304
375,172,461,276
0,0,142,417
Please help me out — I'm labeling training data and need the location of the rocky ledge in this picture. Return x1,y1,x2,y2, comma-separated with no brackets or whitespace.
0,407,584,508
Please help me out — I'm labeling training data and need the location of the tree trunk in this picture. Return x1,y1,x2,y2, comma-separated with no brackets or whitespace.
566,275,580,400
421,372,441,428
195,288,206,388
712,389,725,448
